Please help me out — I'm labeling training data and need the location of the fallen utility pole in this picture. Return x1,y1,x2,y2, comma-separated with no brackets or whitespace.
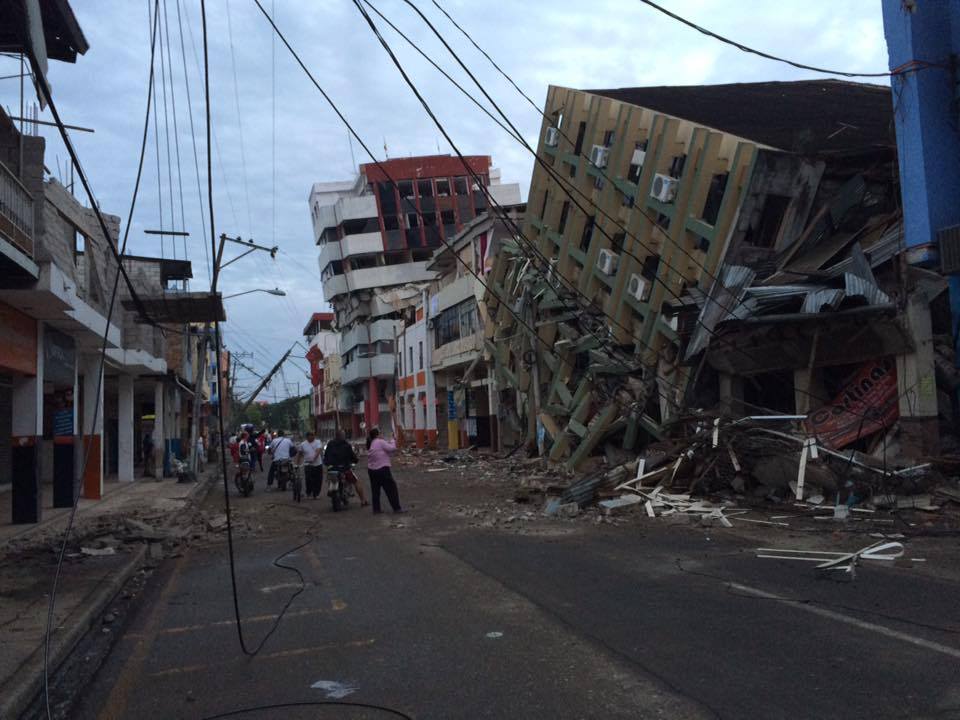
239,344,294,415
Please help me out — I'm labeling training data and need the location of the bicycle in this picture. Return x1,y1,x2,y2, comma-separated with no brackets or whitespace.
291,462,303,503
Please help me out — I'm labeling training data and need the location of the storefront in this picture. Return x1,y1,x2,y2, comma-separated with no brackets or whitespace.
0,301,38,521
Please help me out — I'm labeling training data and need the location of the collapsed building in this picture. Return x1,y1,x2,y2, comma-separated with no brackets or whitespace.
485,80,955,474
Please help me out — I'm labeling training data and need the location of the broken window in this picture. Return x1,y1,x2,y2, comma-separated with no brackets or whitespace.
342,217,380,234
749,194,791,249
701,172,728,226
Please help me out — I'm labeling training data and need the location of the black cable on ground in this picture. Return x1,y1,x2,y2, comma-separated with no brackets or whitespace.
40,4,160,717
200,700,414,719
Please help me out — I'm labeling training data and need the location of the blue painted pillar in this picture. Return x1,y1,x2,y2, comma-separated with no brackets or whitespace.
883,1,960,371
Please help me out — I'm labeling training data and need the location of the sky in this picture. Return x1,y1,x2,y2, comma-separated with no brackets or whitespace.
0,0,890,400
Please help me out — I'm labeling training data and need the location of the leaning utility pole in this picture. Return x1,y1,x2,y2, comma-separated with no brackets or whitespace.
188,324,210,474
239,344,294,415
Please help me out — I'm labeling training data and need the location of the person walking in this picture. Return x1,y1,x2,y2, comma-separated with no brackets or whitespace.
299,431,324,499
366,427,402,514
255,431,266,471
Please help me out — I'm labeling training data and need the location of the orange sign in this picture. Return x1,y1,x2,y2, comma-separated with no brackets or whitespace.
805,357,899,450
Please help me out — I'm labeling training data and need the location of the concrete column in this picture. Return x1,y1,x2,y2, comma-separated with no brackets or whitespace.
718,373,744,416
117,375,134,482
153,380,165,478
896,294,939,456
11,322,43,522
79,353,103,499
794,368,827,415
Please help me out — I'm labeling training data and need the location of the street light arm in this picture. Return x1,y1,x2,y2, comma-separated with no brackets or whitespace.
222,287,286,300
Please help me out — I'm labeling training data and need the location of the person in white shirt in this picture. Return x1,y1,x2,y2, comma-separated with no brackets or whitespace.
299,431,324,499
266,430,295,488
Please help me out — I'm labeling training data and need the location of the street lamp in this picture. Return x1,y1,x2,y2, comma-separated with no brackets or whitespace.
222,287,286,300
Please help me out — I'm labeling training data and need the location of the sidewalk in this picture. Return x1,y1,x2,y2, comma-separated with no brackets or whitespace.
0,474,213,719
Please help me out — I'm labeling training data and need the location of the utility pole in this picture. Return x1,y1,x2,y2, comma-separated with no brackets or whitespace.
188,324,209,474
239,344,294,415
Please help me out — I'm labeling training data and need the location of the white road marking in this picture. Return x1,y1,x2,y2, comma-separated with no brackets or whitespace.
729,582,960,660
259,582,302,593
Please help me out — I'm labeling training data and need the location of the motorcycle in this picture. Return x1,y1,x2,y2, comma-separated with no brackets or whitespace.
234,460,254,497
326,465,356,512
275,459,294,492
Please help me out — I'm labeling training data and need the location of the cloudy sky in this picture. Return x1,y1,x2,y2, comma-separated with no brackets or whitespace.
0,0,889,400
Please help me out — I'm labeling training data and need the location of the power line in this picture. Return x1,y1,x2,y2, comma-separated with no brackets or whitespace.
420,0,902,418
161,0,190,269
224,0,255,235
632,0,937,78
174,0,212,285
352,0,684,403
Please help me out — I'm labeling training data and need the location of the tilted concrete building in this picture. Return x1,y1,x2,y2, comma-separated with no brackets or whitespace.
486,81,943,467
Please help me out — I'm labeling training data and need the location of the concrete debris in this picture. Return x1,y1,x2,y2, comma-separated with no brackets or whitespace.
80,546,116,557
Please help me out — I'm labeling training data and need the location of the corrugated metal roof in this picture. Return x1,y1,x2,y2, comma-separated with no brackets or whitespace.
843,273,891,305
801,288,845,313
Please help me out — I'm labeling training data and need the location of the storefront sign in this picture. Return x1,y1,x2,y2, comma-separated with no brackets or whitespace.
44,327,75,387
805,357,899,450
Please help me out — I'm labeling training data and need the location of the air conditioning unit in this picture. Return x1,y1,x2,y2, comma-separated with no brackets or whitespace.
596,248,619,275
545,127,560,147
631,148,646,166
627,273,652,302
589,144,609,168
651,173,679,203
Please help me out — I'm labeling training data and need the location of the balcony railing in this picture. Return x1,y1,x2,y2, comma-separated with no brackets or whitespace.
0,160,34,256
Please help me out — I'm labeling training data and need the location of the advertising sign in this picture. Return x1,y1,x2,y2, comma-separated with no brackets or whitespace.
805,357,899,450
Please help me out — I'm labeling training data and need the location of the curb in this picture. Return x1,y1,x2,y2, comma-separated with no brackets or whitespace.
0,543,149,720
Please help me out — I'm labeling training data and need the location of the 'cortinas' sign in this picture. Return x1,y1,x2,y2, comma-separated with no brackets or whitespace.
805,357,899,450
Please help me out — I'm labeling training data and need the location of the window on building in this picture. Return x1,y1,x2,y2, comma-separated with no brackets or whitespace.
417,179,434,198
398,180,415,200
459,300,479,337
407,212,420,229
669,154,687,179
436,179,451,197
641,254,660,280
422,212,437,227
580,215,595,253
398,351,403,375
454,177,469,196
539,190,549,220
418,341,423,370
554,110,564,129
611,232,626,252
627,140,647,183
748,194,791,249
441,209,455,227
702,172,729,226
573,121,587,156
603,129,615,147
409,346,414,371
384,215,400,231
350,255,377,270
558,201,571,234
342,217,380,234
655,213,671,230
377,181,398,214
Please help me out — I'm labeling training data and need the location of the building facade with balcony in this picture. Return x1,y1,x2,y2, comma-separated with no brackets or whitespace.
309,154,520,436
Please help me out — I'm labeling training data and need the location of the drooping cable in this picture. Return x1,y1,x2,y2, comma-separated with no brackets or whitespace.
41,4,161,716
223,0,255,235
161,0,190,270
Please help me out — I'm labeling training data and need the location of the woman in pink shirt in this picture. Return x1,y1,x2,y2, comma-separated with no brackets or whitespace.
366,427,403,513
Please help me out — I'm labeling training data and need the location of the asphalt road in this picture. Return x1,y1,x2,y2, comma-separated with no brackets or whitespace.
72,461,960,720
